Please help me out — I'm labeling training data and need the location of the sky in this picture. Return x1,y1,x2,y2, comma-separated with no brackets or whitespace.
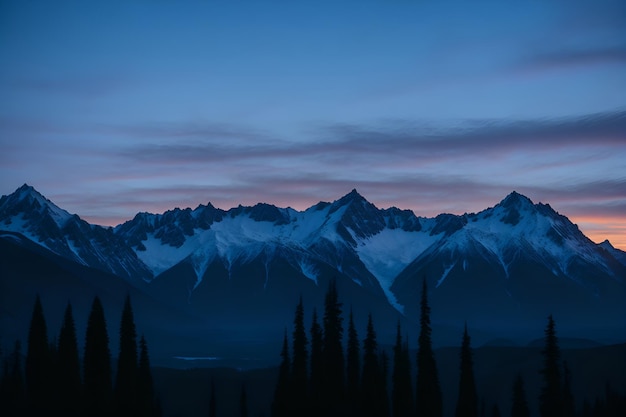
0,0,625,248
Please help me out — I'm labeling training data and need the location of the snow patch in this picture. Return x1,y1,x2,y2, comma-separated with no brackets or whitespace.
437,262,456,288
355,228,443,313
298,259,319,284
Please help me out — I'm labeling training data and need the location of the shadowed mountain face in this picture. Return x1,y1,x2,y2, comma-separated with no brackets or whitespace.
1,185,625,364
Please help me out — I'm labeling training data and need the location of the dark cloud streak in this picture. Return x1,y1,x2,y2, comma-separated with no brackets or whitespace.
114,110,626,165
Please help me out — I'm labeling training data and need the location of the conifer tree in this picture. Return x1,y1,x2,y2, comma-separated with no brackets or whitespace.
48,338,60,412
539,315,562,417
346,309,361,415
380,349,390,417
57,302,82,416
137,335,155,417
562,362,574,417
392,323,413,417
3,341,25,416
510,374,530,417
322,279,344,415
309,308,324,416
272,332,291,417
362,314,381,417
416,280,443,417
25,295,50,413
115,295,138,417
83,296,113,417
455,324,478,417
292,297,308,416
491,404,501,417
209,380,216,417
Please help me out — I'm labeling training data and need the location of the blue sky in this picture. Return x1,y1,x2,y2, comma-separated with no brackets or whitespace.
1,0,625,247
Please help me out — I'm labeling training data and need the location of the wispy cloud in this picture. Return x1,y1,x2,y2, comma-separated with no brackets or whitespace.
516,46,626,72
112,110,626,166
8,74,134,98
2,110,625,247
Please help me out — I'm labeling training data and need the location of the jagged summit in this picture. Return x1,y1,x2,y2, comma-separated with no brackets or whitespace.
499,190,534,209
2,184,625,343
330,188,368,208
0,183,73,229
0,184,152,280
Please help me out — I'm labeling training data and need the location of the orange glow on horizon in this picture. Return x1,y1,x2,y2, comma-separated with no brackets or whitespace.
83,213,626,252
570,215,626,251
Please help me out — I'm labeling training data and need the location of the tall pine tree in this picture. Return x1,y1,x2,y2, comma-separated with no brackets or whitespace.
57,302,82,417
292,297,308,416
362,314,380,417
392,322,413,417
137,335,156,417
83,296,113,417
272,332,291,417
511,374,530,417
380,350,390,417
115,295,138,417
539,315,562,417
346,309,361,416
309,308,324,416
416,280,443,417
3,341,25,416
25,295,50,414
322,279,344,415
455,323,478,417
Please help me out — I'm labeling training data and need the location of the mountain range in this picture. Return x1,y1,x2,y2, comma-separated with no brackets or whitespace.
1,184,625,365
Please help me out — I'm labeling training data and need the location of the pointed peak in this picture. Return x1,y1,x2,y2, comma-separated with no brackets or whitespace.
500,191,534,208
344,188,365,200
13,183,44,200
17,183,35,192
333,188,369,207
599,239,615,249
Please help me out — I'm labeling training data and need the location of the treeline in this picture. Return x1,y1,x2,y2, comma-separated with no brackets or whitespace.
0,295,160,417
269,280,626,417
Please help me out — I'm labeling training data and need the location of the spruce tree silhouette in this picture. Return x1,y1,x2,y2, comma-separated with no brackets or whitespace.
416,280,443,417
25,295,50,414
346,309,361,416
292,296,308,417
322,279,344,415
83,296,113,417
137,335,156,417
3,341,25,416
309,308,323,416
362,314,381,417
115,295,138,417
539,315,562,417
380,350,390,417
510,374,530,417
272,331,291,417
455,323,478,417
57,302,82,417
392,322,413,417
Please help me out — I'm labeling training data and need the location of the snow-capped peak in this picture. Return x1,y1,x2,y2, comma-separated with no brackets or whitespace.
0,183,73,228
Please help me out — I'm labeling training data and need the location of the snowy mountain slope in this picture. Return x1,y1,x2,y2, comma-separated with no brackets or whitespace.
600,240,626,266
0,184,152,280
2,184,625,326
390,192,626,336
